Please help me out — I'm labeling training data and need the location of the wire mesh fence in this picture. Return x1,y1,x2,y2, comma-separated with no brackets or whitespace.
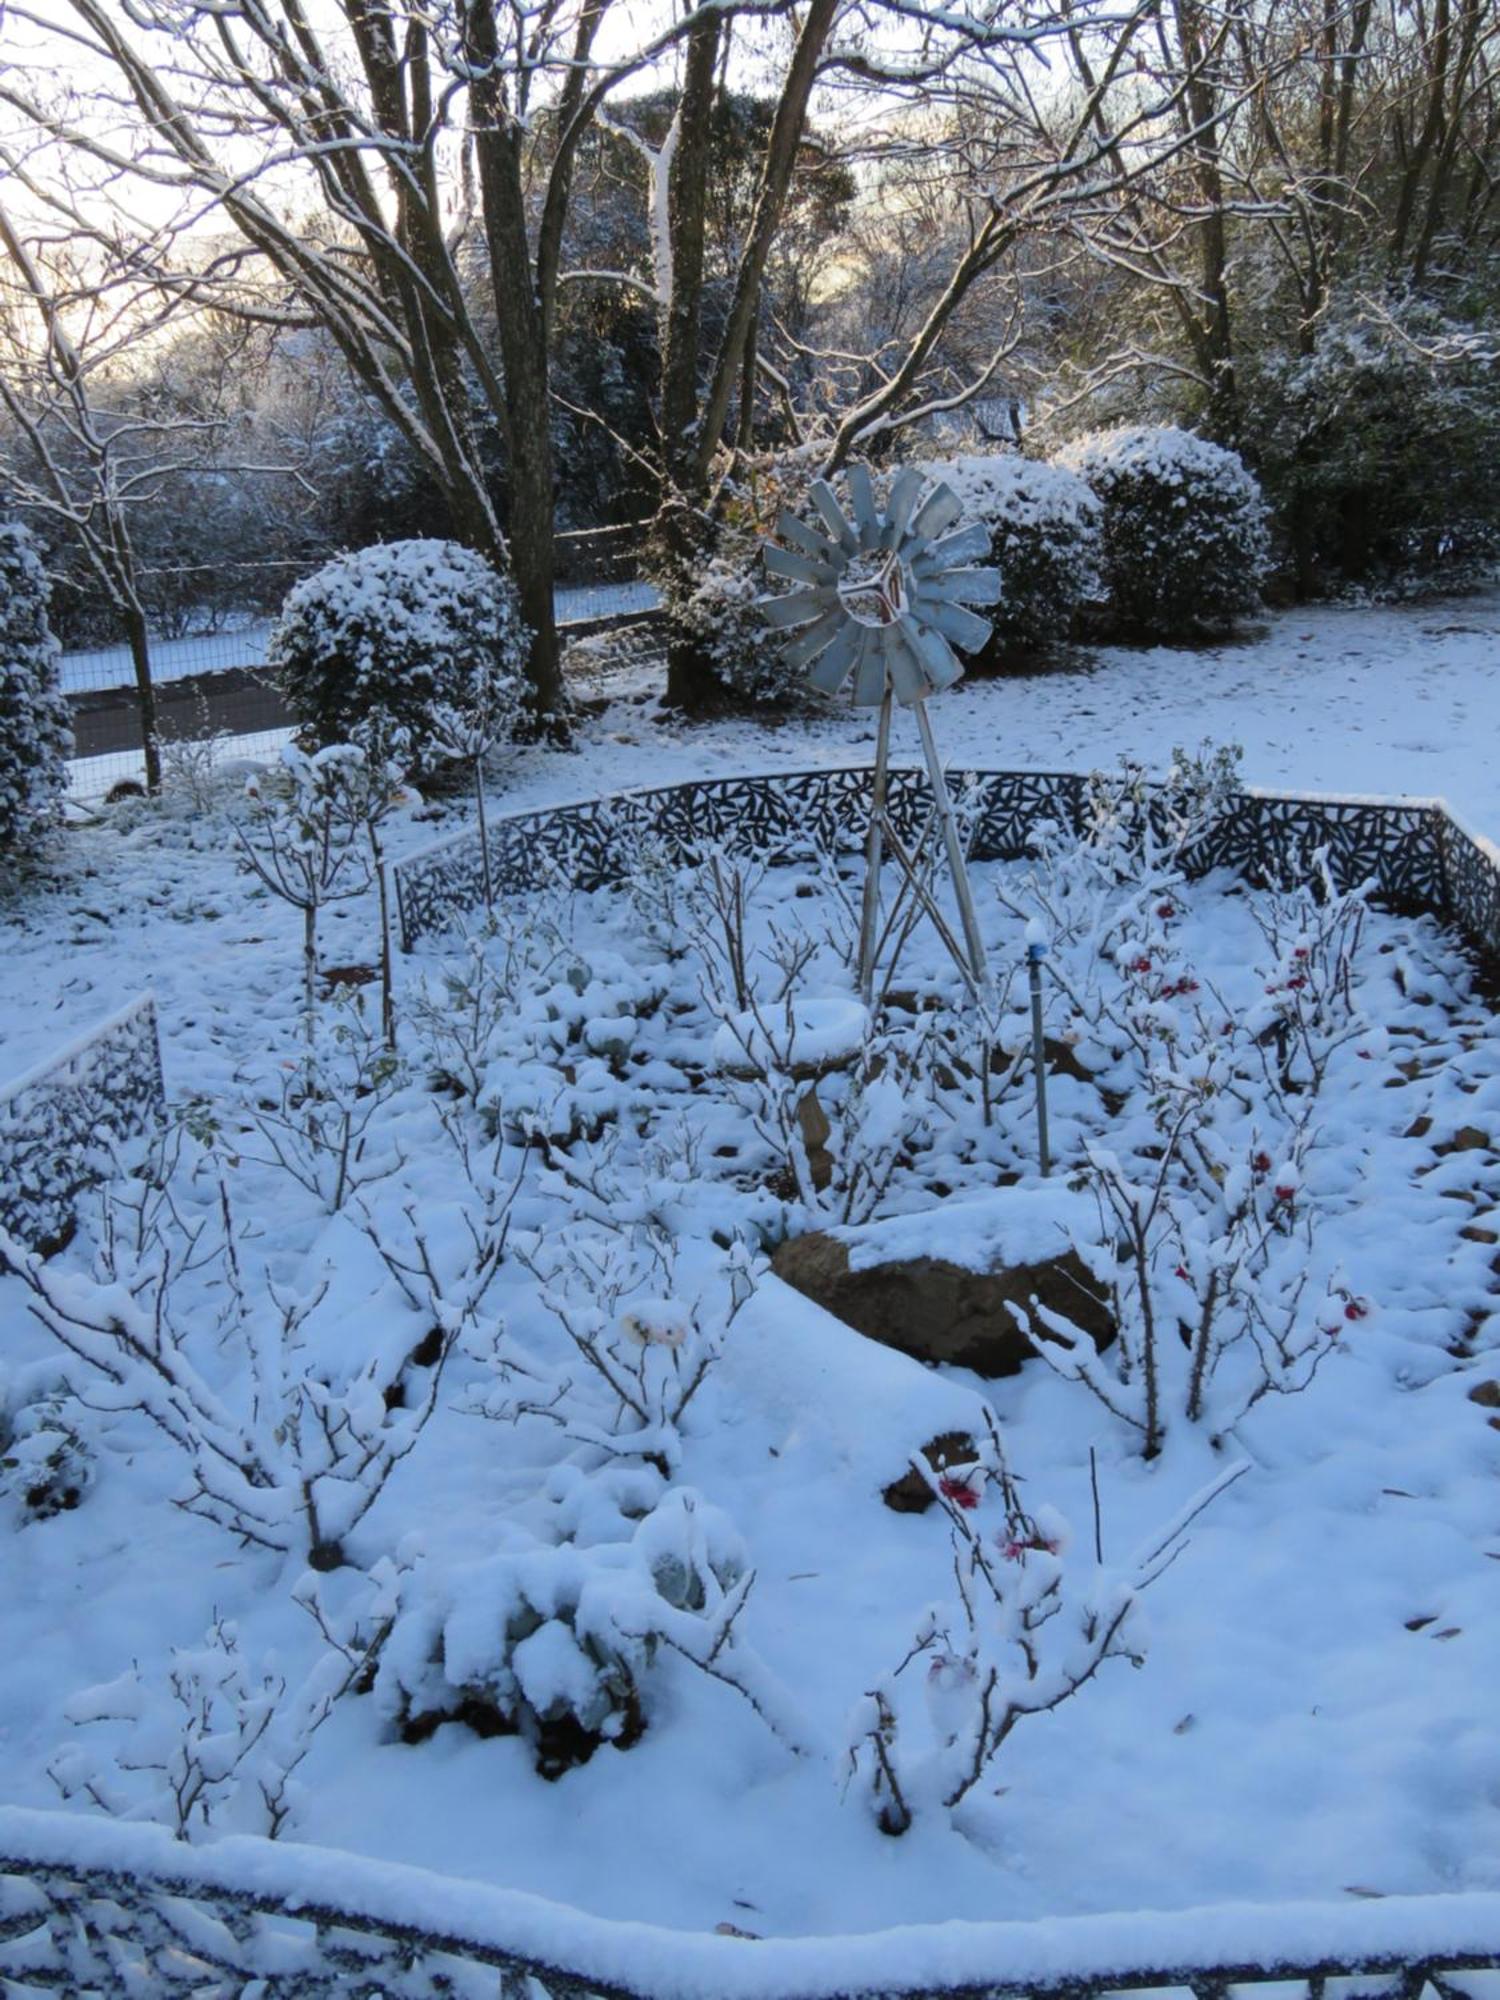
62,537,660,802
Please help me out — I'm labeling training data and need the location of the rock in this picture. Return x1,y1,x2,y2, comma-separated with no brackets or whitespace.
771,1228,1113,1379
882,1431,978,1513
796,1085,833,1191
1436,1125,1492,1156
1466,1378,1500,1409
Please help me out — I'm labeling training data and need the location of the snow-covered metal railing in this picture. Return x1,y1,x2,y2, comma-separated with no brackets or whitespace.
390,765,1490,956
0,1806,1497,1999
0,993,164,1252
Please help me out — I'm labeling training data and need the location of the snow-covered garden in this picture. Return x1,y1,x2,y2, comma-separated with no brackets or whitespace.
5,726,1500,1953
3,440,1500,1993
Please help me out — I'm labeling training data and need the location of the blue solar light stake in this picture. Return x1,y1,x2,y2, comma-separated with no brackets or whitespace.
1027,936,1052,1178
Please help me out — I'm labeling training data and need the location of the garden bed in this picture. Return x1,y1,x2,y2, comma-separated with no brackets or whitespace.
1,761,1499,1947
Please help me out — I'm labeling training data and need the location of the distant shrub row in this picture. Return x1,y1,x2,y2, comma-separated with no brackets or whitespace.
679,425,1271,703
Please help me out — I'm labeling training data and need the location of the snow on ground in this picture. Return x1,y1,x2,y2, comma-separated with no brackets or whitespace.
3,587,1500,1952
533,589,1500,836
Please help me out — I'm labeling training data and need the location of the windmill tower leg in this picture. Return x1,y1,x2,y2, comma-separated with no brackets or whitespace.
858,686,894,1005
914,697,987,990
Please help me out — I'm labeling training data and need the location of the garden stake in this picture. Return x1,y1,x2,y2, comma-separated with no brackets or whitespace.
1027,935,1051,1177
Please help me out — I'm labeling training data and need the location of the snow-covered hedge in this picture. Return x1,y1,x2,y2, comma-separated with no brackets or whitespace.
0,520,72,860
269,540,528,761
1239,317,1500,594
1056,427,1269,641
919,454,1103,662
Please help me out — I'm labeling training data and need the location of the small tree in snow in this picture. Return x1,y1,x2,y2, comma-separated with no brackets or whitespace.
0,519,72,862
425,659,523,915
845,1420,1247,1835
269,540,529,768
234,743,379,1043
1056,427,1269,642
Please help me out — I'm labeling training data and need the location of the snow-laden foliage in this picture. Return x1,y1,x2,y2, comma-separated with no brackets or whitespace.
0,519,72,862
235,739,408,1044
655,459,824,707
51,1562,407,1840
993,756,1388,1455
1057,426,1269,640
0,1362,91,1525
918,453,1103,660
269,540,527,764
1239,313,1500,594
378,1481,804,1778
0,1111,507,1568
846,1416,1251,1835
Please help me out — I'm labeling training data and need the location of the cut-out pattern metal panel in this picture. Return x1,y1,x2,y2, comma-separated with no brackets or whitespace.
1,1832,1497,2000
394,768,1500,963
0,994,164,1251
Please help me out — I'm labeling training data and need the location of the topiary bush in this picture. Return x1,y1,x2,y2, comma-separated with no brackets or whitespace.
1056,426,1269,642
920,453,1103,665
0,519,72,862
269,540,528,762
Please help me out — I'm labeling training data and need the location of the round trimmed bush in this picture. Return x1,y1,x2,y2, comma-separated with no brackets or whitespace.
0,519,72,860
270,540,529,757
920,453,1103,664
1056,426,1269,642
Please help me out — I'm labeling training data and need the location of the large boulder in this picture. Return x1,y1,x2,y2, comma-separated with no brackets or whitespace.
770,1187,1114,1378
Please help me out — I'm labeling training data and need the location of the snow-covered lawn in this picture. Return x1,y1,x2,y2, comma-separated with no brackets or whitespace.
3,589,1499,1953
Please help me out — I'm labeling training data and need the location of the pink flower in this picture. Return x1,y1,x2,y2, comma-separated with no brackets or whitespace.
1003,1533,1061,1561
1344,1299,1369,1322
1252,1152,1272,1175
939,1475,980,1511
1274,1183,1297,1203
1156,902,1176,919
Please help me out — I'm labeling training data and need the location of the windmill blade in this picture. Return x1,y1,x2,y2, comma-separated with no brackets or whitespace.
761,584,836,629
913,521,993,571
885,627,927,706
844,464,880,548
884,467,925,546
853,642,888,707
914,566,1003,606
907,619,964,692
780,605,848,669
910,482,964,541
807,623,864,695
776,509,841,562
765,544,840,585
927,600,993,652
809,480,859,553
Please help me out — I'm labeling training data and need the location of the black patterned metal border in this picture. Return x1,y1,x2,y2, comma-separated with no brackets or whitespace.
1,1808,1496,1999
0,993,164,1252
393,768,1497,964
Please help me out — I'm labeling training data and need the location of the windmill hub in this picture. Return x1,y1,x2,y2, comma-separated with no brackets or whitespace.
838,549,911,628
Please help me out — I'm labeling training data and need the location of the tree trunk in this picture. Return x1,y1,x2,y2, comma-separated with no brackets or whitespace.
123,598,161,794
657,10,726,713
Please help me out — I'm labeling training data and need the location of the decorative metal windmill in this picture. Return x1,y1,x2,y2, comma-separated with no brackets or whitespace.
760,464,1001,1002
